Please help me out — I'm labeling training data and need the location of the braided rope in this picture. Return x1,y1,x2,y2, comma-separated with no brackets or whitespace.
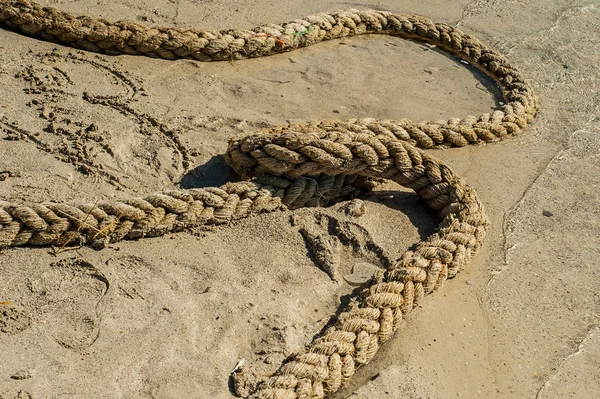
0,1,539,398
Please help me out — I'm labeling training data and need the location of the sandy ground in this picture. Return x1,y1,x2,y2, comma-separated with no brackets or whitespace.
1,0,599,398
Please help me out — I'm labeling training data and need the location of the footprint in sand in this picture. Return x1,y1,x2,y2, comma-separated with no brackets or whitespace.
0,304,31,335
295,211,393,282
33,258,109,352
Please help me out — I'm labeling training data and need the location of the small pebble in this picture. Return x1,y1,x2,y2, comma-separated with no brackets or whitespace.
10,370,32,380
289,214,300,226
339,199,366,217
542,210,553,217
344,262,380,286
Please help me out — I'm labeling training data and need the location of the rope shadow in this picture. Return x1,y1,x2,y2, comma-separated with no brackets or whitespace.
179,155,237,189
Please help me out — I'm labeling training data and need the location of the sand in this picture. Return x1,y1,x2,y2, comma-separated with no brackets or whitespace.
0,0,599,398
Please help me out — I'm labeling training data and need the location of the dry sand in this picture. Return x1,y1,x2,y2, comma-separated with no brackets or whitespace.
1,0,599,398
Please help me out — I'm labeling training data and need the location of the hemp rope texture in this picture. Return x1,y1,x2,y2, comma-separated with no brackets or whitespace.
0,1,539,398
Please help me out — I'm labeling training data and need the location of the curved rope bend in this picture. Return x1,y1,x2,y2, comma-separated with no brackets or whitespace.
0,1,538,398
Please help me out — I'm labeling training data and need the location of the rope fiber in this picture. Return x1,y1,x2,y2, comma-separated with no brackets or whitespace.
0,1,539,398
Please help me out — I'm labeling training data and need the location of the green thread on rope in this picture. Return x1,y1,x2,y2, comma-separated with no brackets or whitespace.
291,24,316,39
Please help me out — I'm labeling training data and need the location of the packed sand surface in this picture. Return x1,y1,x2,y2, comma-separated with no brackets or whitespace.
1,0,599,398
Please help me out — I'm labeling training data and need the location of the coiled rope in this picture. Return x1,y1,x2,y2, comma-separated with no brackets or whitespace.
0,1,538,397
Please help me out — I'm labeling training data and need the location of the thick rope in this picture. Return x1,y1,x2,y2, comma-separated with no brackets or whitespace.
0,1,539,398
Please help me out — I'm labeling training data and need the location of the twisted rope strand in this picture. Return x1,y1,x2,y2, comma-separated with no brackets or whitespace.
0,1,539,398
